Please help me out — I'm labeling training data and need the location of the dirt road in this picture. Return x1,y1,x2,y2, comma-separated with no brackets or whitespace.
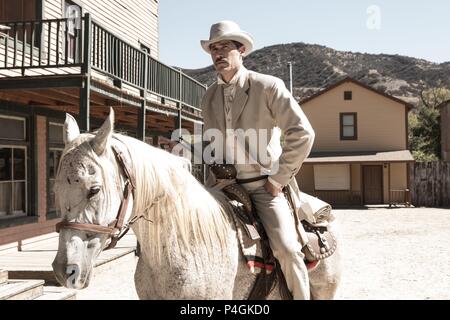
76,207,450,300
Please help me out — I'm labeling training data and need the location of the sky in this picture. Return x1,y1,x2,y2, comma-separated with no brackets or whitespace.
158,0,450,69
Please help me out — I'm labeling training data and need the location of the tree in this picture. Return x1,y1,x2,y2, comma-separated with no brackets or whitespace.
409,88,450,162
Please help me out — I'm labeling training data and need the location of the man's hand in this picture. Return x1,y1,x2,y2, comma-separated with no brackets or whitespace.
264,180,283,197
158,136,178,153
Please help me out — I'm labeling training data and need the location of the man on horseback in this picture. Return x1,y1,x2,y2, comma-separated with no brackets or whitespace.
199,21,316,300
160,20,316,299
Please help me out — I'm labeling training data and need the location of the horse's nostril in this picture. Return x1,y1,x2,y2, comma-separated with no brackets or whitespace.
65,264,80,286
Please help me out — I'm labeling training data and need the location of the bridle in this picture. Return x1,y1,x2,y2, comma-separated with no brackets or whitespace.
55,138,138,251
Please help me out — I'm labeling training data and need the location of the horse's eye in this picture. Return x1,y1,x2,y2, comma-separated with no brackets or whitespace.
88,186,101,199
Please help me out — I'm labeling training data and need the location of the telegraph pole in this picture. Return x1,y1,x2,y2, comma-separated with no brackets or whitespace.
287,62,293,94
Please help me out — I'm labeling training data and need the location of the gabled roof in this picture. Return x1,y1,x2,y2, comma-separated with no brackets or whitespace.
299,76,414,110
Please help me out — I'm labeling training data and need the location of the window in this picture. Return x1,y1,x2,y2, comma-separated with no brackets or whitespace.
0,116,26,141
0,0,38,22
48,122,64,216
344,91,353,100
0,0,41,46
314,164,350,191
340,113,357,140
48,148,62,215
0,147,27,218
49,122,64,144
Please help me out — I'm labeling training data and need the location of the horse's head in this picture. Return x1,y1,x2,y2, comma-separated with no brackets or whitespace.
52,109,132,289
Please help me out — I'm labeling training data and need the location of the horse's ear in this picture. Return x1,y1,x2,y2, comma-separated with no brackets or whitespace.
91,108,115,156
64,113,80,145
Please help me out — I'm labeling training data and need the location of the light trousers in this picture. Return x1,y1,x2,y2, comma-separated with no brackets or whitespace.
247,185,310,300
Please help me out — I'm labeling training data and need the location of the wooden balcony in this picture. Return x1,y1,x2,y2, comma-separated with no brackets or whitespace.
0,14,206,136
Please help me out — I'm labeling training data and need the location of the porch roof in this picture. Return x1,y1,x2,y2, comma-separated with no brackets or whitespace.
305,150,415,164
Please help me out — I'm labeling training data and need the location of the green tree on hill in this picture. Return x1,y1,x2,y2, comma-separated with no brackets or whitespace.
409,88,450,162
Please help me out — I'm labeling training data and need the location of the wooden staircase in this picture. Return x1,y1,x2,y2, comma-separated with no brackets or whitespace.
0,269,76,300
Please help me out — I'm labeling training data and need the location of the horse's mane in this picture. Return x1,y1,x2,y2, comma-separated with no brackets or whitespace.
56,131,231,264
114,134,231,264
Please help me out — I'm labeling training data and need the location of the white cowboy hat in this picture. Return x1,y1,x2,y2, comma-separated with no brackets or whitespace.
201,21,254,57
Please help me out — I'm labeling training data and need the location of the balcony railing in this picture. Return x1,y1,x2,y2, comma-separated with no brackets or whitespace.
389,189,411,207
0,14,206,111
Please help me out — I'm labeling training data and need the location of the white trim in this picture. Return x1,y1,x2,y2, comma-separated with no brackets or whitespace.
49,122,64,127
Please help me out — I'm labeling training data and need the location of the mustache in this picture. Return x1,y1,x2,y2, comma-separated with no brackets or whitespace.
215,58,228,64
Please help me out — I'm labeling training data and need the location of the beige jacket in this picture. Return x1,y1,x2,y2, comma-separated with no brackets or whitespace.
201,67,315,189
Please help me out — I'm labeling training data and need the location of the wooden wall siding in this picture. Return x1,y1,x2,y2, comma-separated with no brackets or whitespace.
410,162,450,207
44,0,159,59
301,82,408,152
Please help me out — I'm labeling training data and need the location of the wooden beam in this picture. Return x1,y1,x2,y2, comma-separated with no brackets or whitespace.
28,89,78,106
0,75,84,90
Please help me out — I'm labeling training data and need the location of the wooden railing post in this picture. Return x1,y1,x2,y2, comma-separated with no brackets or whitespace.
80,13,92,132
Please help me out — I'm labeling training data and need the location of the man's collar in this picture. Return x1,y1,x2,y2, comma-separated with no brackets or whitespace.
217,66,247,86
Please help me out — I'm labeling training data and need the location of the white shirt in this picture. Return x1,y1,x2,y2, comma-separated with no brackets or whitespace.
217,68,283,190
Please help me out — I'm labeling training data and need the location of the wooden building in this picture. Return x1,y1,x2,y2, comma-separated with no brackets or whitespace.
0,0,205,245
297,77,415,206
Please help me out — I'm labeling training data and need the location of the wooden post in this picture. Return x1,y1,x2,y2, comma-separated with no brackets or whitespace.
80,13,92,132
360,164,364,206
137,52,149,141
388,163,391,207
349,163,353,204
406,162,411,206
177,68,183,136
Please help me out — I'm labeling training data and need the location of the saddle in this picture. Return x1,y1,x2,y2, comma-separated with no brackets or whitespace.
209,163,337,300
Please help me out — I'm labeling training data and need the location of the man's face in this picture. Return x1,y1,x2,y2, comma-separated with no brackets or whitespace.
210,40,245,73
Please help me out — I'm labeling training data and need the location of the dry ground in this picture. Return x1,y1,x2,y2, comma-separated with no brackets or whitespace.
75,207,450,300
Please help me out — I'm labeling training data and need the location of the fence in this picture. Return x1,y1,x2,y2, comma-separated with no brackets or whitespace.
410,161,450,207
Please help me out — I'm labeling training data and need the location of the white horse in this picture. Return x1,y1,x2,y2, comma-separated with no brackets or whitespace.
52,109,342,299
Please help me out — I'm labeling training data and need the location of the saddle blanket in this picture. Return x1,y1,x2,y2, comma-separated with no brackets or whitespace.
230,204,275,274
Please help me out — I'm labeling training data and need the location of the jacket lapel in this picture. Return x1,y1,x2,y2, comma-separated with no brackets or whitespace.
210,84,226,132
231,70,250,128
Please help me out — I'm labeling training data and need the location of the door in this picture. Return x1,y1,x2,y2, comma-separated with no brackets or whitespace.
64,0,82,62
363,165,383,204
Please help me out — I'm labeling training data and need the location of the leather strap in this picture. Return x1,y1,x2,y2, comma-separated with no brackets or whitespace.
236,175,268,185
56,137,136,251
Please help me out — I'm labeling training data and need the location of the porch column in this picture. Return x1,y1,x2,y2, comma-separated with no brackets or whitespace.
80,13,92,132
177,68,183,138
138,52,149,141
138,90,147,141
388,163,391,206
349,163,353,204
176,103,182,139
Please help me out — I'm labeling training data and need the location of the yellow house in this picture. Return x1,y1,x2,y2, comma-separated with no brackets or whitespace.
297,77,415,206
